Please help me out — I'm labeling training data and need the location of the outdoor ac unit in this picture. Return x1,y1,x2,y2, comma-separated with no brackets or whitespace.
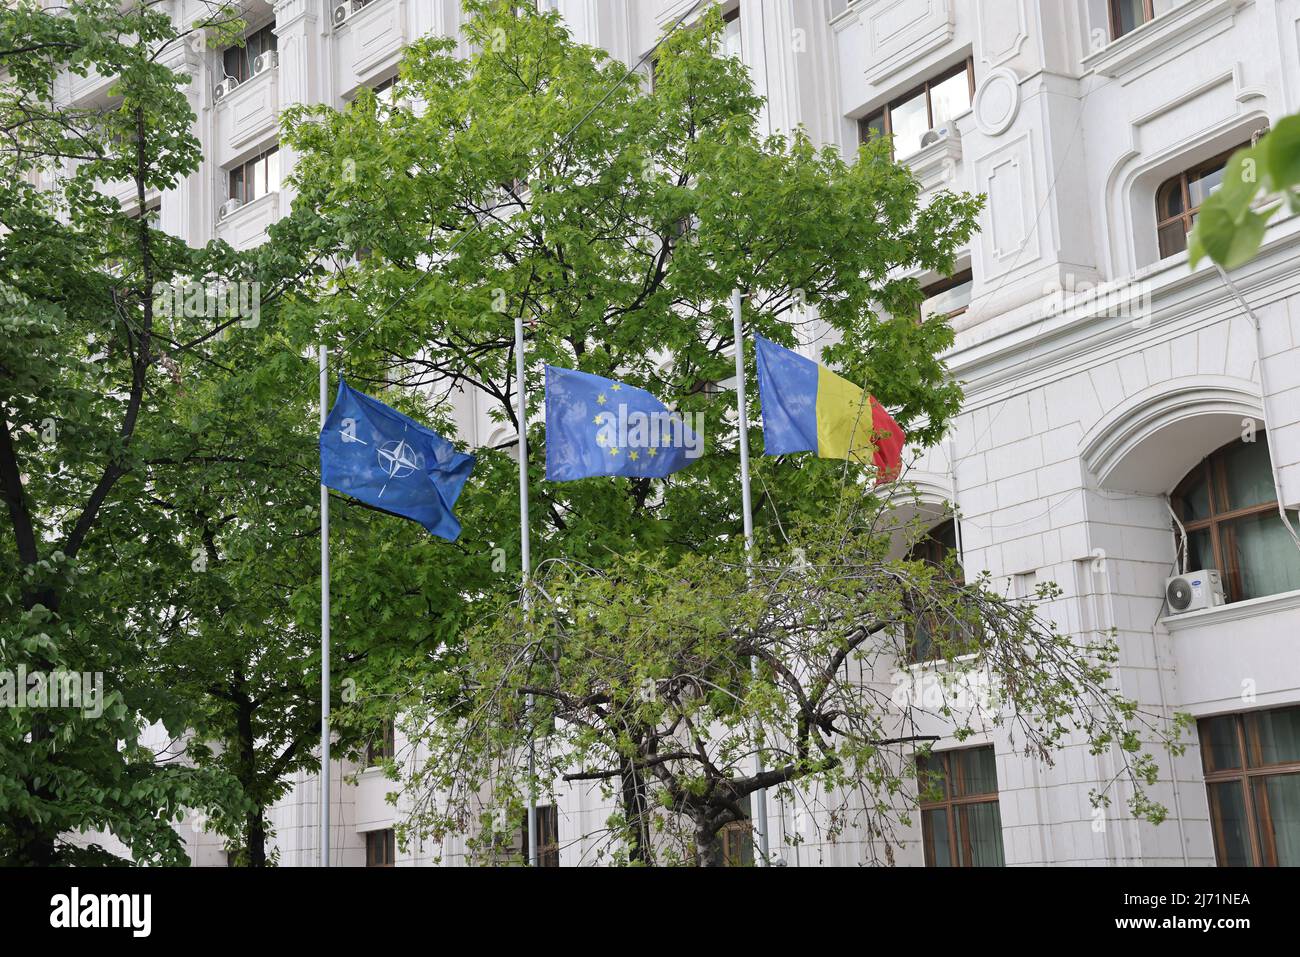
1165,570,1226,615
214,77,239,101
333,3,352,27
252,50,279,75
218,198,243,221
920,126,954,149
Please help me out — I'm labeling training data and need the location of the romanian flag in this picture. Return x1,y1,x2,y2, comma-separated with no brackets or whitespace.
753,335,905,482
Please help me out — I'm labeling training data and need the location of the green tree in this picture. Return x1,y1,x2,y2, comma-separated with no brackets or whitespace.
269,1,1185,868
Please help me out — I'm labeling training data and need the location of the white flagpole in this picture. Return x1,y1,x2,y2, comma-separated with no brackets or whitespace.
319,344,331,868
515,315,538,867
731,288,770,866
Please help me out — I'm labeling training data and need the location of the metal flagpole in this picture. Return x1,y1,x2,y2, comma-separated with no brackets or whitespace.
319,344,331,868
515,315,538,868
731,288,770,866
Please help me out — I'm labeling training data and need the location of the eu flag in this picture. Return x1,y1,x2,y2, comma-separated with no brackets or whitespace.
544,365,701,482
320,380,475,540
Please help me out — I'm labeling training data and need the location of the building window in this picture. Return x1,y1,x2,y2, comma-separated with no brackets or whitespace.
859,59,975,160
708,794,753,866
1171,434,1300,603
721,7,741,60
1199,706,1300,866
917,746,1005,866
365,828,395,867
1109,0,1154,40
221,23,278,84
366,719,395,766
905,518,969,662
228,147,280,206
1154,145,1247,258
920,268,973,321
521,805,560,867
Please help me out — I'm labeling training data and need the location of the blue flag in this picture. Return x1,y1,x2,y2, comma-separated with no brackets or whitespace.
320,380,475,541
544,365,702,482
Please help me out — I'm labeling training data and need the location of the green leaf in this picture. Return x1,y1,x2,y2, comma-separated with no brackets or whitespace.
1262,113,1300,192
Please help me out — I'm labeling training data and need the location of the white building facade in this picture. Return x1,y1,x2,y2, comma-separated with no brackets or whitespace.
69,0,1300,866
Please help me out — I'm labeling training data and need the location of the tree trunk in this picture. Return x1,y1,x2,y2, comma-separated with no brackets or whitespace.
619,757,652,864
695,819,722,867
244,807,267,867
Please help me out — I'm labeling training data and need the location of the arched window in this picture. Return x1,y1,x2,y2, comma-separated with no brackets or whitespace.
906,518,966,662
1172,434,1300,603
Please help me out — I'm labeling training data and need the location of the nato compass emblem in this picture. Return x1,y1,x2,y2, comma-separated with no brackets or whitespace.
376,437,424,498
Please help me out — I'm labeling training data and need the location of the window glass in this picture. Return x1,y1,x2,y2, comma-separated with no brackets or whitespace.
1200,715,1241,772
923,807,952,865
1188,161,1228,207
1112,0,1150,37
928,69,971,127
1225,510,1300,601
890,91,928,158
1250,708,1300,767
862,112,885,143
721,12,741,60
1254,775,1300,865
1156,178,1185,219
959,802,1005,866
1207,781,1253,866
955,747,998,797
1221,439,1275,511
1177,465,1211,521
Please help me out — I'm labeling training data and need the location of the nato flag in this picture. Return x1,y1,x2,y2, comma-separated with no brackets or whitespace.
319,380,475,541
544,365,700,482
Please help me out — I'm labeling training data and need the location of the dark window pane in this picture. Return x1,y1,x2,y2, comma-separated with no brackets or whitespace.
954,747,999,797
1224,510,1300,601
861,112,886,143
916,754,948,802
1249,707,1300,767
1112,0,1148,37
1185,528,1214,576
1200,715,1242,772
1158,220,1188,258
958,802,1005,866
1221,437,1276,511
1156,177,1185,219
1207,781,1253,865
1177,464,1212,522
222,46,244,81
229,165,246,204
923,807,952,866
1254,773,1300,866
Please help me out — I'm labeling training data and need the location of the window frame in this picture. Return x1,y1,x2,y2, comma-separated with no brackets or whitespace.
220,23,278,84
365,719,396,766
1200,707,1300,867
904,518,966,663
227,146,280,206
920,267,974,321
1108,0,1155,40
1154,144,1248,259
521,804,561,867
1170,433,1291,604
365,828,395,867
858,58,976,159
917,746,1004,867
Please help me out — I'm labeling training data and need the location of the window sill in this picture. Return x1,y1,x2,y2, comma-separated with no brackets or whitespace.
1161,587,1300,632
1082,0,1245,79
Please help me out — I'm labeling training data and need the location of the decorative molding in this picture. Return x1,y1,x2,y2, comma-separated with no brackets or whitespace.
1080,377,1263,487
1081,0,1247,80
1162,586,1300,632
976,0,1027,68
973,66,1020,136
859,0,955,87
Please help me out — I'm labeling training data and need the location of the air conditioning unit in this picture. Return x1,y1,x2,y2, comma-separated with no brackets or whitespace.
214,77,239,101
252,50,278,75
218,198,243,221
920,126,954,149
1165,570,1226,615
333,2,352,27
